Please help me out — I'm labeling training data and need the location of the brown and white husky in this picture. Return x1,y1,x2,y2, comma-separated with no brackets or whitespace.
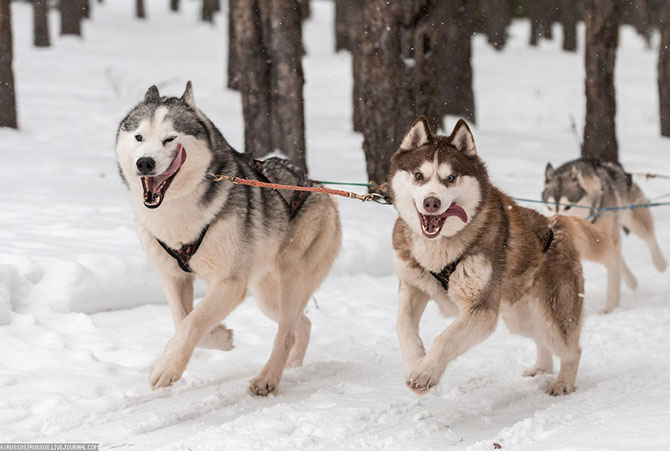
389,116,613,395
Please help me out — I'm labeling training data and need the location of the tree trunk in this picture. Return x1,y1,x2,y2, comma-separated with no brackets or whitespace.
560,0,577,51
232,0,272,159
33,0,50,47
583,0,621,162
136,0,146,19
334,0,350,51
227,0,239,90
298,0,309,21
268,0,306,170
358,0,407,185
481,0,509,51
441,0,475,123
81,0,90,19
202,0,218,22
0,0,17,129
170,0,179,12
528,0,553,45
659,1,670,137
634,0,651,47
60,0,82,36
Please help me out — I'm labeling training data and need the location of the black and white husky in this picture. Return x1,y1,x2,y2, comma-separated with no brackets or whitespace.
115,82,341,395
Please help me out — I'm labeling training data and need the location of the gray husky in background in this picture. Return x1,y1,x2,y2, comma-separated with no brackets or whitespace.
115,82,341,395
543,159,666,313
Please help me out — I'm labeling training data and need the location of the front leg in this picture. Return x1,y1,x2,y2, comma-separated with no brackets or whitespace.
396,281,430,378
159,271,194,329
149,277,247,389
406,254,499,394
407,305,498,394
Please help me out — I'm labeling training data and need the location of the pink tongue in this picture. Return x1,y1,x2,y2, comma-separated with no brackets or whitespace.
444,204,468,223
147,144,186,191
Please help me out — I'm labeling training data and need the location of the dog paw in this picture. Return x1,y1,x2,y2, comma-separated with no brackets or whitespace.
198,324,234,351
547,380,575,396
406,361,444,395
249,373,279,397
522,366,552,377
149,348,188,390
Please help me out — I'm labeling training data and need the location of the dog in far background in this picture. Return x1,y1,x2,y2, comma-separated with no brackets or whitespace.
543,159,667,313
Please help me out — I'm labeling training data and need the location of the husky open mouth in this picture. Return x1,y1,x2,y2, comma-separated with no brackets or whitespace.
140,144,187,209
418,203,468,238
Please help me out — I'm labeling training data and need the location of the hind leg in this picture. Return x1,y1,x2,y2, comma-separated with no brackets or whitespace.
624,204,667,272
546,342,581,396
621,257,638,291
522,341,554,377
250,202,340,396
250,273,311,396
538,261,584,395
603,238,623,314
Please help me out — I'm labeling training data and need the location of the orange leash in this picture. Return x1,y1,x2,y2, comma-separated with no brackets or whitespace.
208,173,391,204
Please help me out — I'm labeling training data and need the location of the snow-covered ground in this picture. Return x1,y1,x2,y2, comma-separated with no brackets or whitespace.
1,1,669,449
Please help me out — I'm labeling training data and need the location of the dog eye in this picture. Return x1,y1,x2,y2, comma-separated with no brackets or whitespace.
414,172,424,181
445,175,455,183
564,205,572,211
135,135,143,142
163,136,176,144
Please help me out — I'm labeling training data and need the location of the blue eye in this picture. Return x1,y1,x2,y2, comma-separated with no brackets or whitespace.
446,175,455,183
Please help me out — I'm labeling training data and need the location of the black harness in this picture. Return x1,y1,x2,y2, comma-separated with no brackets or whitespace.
156,158,311,273
430,228,554,292
156,225,209,273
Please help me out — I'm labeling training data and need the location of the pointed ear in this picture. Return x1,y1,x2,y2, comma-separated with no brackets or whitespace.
144,85,160,103
400,116,432,150
545,163,555,181
449,119,476,156
181,81,195,107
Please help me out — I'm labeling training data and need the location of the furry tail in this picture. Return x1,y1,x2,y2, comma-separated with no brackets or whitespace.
549,215,614,264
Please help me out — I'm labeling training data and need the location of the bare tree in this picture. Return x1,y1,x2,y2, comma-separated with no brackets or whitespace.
268,0,306,169
357,0,406,185
33,0,50,47
334,0,351,51
202,0,219,22
440,0,475,123
230,0,307,170
528,0,554,46
136,0,146,19
0,0,17,129
560,0,577,51
660,1,670,137
60,0,82,36
481,0,509,51
227,0,239,90
583,0,621,162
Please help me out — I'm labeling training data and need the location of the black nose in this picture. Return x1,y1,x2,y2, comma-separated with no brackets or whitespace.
423,196,441,213
136,157,156,175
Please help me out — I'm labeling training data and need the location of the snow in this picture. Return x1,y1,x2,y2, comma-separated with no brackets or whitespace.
1,1,669,449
